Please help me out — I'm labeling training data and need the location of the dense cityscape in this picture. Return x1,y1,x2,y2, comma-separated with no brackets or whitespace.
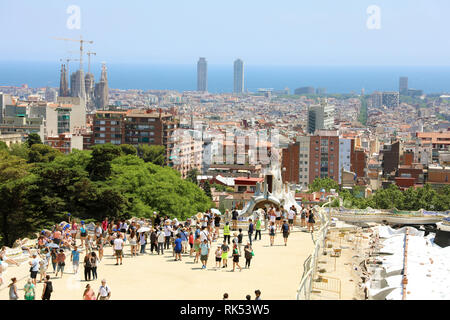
1,1,449,304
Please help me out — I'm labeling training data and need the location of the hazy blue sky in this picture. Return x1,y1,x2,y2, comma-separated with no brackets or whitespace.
1,0,449,66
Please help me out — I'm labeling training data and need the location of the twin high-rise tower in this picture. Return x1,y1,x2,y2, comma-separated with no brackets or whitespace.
196,57,245,94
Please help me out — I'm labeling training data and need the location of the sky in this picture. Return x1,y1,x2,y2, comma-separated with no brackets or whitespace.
0,0,449,66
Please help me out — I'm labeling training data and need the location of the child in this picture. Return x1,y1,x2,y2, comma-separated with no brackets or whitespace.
215,246,222,268
269,222,276,246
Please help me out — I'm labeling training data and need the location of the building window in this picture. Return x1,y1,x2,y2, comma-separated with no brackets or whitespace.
100,127,106,132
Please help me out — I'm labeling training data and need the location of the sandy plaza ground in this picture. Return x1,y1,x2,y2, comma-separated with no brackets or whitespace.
1,228,314,300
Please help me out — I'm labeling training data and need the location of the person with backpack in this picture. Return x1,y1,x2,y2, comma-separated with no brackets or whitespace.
41,275,53,300
282,220,290,246
97,279,111,300
231,243,242,272
84,252,92,281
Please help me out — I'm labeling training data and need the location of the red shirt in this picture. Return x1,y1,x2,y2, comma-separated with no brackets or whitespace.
102,220,108,231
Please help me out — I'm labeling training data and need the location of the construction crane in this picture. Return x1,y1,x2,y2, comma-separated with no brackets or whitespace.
86,51,96,74
59,58,80,76
53,36,94,72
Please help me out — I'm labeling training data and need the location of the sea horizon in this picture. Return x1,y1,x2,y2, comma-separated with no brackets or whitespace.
1,61,450,94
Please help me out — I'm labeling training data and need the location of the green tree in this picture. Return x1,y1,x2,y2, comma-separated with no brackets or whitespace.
26,133,42,148
28,144,62,163
186,168,200,185
87,144,123,181
137,145,165,166
120,144,137,156
0,152,37,246
309,178,339,193
202,180,212,200
9,143,29,160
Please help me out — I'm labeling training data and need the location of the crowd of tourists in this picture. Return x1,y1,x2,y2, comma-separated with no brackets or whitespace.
1,204,317,300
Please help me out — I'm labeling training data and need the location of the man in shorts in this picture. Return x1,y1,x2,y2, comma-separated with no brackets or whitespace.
231,209,238,231
282,220,290,246
29,253,39,285
113,232,124,265
288,207,296,231
200,239,210,269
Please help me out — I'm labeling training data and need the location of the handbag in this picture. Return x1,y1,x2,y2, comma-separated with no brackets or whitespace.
251,251,255,257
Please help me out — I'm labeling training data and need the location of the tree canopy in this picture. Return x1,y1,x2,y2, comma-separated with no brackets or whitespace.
0,143,214,247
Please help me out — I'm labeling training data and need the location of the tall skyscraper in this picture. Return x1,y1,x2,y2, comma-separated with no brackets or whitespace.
94,63,109,110
233,59,244,94
307,101,335,134
59,64,69,97
197,57,208,92
399,77,408,94
70,69,86,101
85,72,95,110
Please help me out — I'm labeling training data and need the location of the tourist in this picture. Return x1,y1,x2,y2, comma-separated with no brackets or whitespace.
41,275,53,300
97,279,111,300
200,226,210,244
231,208,239,231
29,253,39,285
8,277,18,300
308,209,315,233
215,245,222,268
193,233,201,263
38,254,48,283
200,239,210,269
301,206,307,228
282,220,290,246
139,230,147,254
90,252,99,280
95,223,102,241
129,229,137,257
0,247,19,267
114,232,124,265
288,207,296,231
275,207,282,230
269,207,276,229
71,245,80,274
223,293,229,300
269,222,276,246
244,242,253,269
174,234,183,261
83,252,92,281
223,222,231,244
214,213,221,241
154,213,161,227
50,248,57,273
97,238,104,261
83,284,96,300
164,222,172,250
232,232,238,247
248,219,254,246
255,289,261,300
102,217,109,238
254,217,262,241
221,240,229,268
55,249,66,278
237,229,244,255
70,220,78,245
150,228,158,254
157,227,165,255
80,222,88,250
188,231,195,256
24,278,35,300
232,243,242,272
263,208,268,231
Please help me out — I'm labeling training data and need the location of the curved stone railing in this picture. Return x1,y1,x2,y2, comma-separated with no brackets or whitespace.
296,204,331,300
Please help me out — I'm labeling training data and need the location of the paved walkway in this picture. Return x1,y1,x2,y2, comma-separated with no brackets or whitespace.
1,228,314,300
